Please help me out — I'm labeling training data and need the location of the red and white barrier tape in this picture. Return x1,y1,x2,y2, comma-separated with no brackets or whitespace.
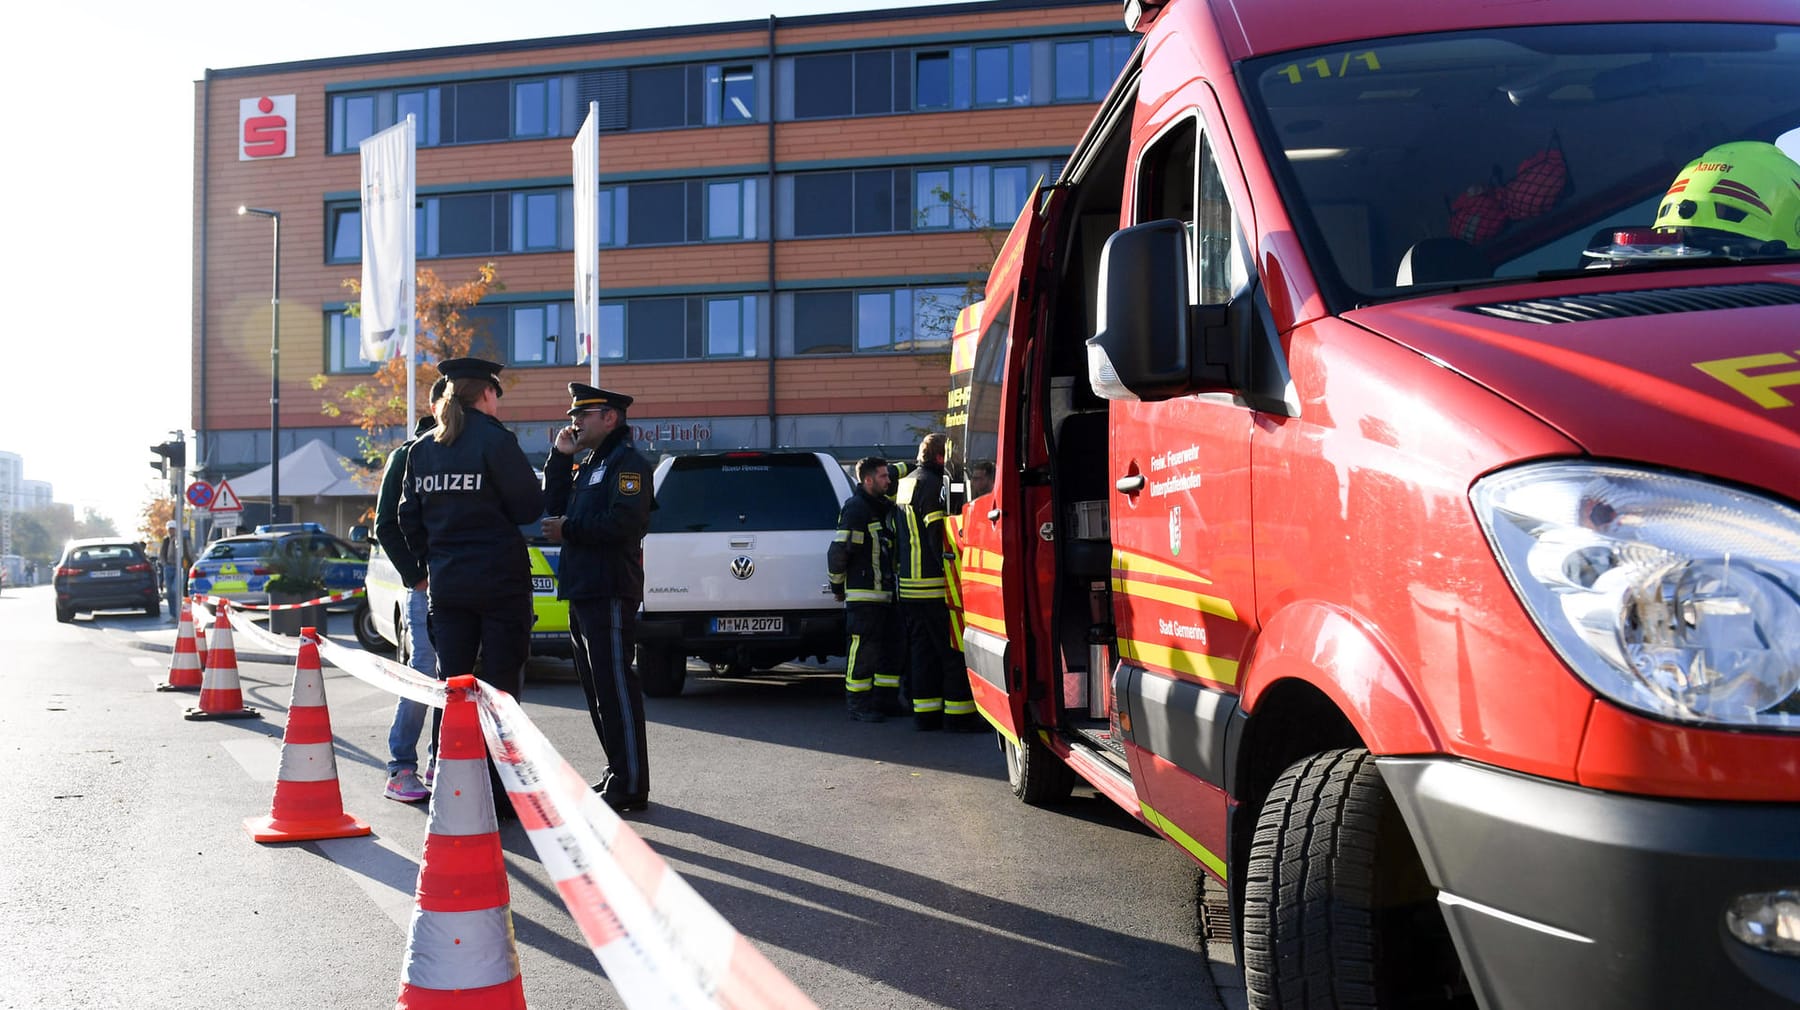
192,588,365,611
206,598,811,1008
478,685,818,1010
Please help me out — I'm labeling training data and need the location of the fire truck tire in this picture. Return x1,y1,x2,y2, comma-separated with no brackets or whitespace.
637,642,688,698
1241,748,1466,1009
1004,727,1075,805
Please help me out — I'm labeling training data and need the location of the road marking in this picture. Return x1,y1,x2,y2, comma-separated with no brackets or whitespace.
218,736,420,931
221,738,281,782
316,835,421,931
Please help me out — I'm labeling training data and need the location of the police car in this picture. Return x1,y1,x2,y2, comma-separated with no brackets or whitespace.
188,523,370,632
361,518,570,660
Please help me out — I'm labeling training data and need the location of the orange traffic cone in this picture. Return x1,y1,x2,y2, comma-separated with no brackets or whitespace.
245,629,370,843
184,605,260,721
395,675,525,1010
157,598,204,692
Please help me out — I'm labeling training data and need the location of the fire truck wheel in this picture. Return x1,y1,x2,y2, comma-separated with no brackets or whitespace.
1241,748,1468,1010
1003,727,1075,805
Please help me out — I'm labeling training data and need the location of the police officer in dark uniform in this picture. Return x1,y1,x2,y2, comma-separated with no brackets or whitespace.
543,382,656,812
398,357,544,708
828,457,903,721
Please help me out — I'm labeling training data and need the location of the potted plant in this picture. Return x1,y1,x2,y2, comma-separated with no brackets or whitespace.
265,546,329,637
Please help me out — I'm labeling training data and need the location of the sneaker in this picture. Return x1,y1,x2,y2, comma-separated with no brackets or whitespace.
420,760,435,790
384,769,430,803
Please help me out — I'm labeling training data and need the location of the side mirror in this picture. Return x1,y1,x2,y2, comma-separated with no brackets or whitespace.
348,525,369,543
1087,219,1244,402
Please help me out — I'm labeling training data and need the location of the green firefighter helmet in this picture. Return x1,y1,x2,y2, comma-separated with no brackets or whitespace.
1654,141,1800,247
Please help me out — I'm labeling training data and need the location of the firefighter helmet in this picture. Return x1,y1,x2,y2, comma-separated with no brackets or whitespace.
1654,141,1800,247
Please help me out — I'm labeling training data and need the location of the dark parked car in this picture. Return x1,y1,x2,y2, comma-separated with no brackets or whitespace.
53,538,160,622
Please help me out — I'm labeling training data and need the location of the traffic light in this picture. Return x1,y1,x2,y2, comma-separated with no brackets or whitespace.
150,440,185,476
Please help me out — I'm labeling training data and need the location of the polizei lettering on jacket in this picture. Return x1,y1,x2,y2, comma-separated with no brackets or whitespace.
414,472,485,493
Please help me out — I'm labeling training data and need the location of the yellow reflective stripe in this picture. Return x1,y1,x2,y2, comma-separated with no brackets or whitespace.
850,530,866,544
828,573,846,585
959,569,1003,588
1117,637,1239,686
944,699,976,715
963,610,1006,635
874,674,901,689
904,507,925,579
833,530,851,542
1140,801,1227,879
899,576,948,590
1111,575,1237,621
1113,548,1215,586
845,590,891,603
913,697,944,713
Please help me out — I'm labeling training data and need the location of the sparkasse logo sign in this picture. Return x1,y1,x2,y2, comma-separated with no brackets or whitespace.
239,96,296,160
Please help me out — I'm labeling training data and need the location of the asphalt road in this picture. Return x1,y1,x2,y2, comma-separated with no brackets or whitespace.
0,583,1243,1010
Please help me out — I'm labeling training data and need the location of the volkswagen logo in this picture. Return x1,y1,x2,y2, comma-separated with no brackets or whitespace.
730,556,755,580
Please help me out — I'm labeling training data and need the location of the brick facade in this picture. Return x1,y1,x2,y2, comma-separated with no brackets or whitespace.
193,0,1122,472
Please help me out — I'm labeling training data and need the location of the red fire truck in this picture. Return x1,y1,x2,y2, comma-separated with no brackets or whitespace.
945,1,1800,1007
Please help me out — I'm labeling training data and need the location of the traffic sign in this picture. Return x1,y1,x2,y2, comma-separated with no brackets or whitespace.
209,479,244,513
185,481,215,509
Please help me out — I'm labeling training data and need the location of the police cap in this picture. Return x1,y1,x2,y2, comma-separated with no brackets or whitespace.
436,357,505,396
567,382,634,416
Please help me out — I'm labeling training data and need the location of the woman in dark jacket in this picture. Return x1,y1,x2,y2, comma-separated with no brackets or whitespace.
398,357,544,703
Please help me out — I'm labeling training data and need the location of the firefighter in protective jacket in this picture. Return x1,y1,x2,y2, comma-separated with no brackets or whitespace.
827,457,903,721
893,433,981,731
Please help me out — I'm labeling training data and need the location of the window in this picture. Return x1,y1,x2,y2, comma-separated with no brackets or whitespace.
630,66,690,130
509,303,576,365
794,54,853,119
792,291,853,354
332,77,566,153
916,164,1034,230
439,193,503,256
854,170,894,234
1196,134,1241,305
783,285,971,355
627,297,687,360
794,173,855,236
629,182,687,245
326,312,376,374
338,95,376,151
449,80,509,144
1054,36,1135,102
854,51,894,115
705,295,759,357
712,64,756,123
330,207,362,261
595,303,625,360
914,50,957,110
514,78,561,138
511,190,566,251
973,44,1028,107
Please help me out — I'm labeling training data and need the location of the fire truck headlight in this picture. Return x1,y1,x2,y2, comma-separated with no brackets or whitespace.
1475,462,1800,729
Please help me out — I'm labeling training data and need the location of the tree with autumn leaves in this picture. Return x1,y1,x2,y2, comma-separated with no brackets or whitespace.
309,262,504,493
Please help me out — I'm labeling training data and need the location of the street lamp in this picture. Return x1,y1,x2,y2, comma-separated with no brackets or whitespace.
237,205,281,523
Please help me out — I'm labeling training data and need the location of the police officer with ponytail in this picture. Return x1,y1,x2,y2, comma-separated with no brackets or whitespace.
398,357,544,729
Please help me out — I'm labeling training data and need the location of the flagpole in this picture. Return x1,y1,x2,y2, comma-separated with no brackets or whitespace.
404,114,418,427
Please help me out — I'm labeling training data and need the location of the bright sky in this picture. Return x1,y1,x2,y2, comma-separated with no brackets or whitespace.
0,0,969,536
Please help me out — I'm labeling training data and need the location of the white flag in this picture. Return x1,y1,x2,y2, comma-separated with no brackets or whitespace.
573,103,600,368
359,118,416,363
